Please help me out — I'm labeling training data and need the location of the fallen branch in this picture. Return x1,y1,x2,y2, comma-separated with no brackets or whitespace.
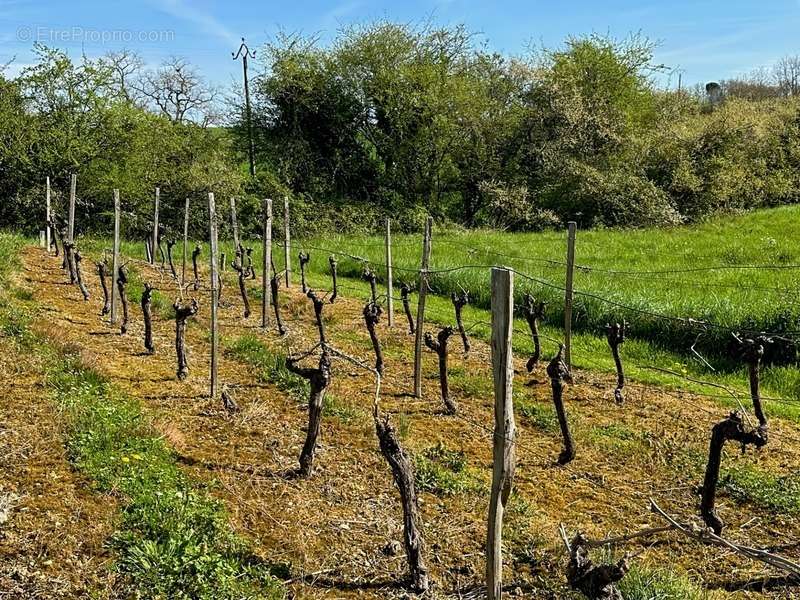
424,326,456,414
547,345,575,465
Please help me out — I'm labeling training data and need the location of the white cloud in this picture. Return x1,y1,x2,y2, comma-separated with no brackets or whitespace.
148,0,239,46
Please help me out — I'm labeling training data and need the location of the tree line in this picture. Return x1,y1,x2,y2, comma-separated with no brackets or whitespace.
2,24,800,237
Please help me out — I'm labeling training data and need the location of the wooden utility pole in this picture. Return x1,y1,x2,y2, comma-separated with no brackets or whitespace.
45,177,51,250
110,190,121,324
564,222,577,369
208,192,220,398
385,218,394,327
151,187,160,264
68,173,76,242
487,266,516,600
182,197,190,286
283,196,291,287
413,216,433,398
232,38,257,178
262,198,273,328
229,196,240,250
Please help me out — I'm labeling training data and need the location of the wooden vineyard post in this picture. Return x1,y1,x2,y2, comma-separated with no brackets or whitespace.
487,267,516,600
564,221,576,369
386,218,394,327
208,192,220,398
110,189,121,324
68,173,76,243
283,195,291,287
230,196,240,250
182,197,190,286
151,187,160,264
45,176,51,250
262,198,273,329
413,216,433,398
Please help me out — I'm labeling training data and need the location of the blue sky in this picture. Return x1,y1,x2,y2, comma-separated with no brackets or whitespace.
2,0,799,88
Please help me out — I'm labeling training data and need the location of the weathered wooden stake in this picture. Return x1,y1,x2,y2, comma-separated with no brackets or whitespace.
385,218,394,327
182,197,190,286
208,192,220,398
564,221,577,369
68,173,76,243
229,196,240,250
413,216,433,398
151,187,160,265
283,196,291,287
111,190,120,323
45,176,51,250
262,198,272,328
487,266,515,600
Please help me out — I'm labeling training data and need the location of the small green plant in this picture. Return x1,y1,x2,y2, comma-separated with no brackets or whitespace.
586,424,644,455
414,442,480,496
722,464,800,515
518,401,559,433
225,334,309,401
619,564,720,599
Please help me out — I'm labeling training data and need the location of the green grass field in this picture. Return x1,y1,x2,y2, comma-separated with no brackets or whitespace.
77,205,800,419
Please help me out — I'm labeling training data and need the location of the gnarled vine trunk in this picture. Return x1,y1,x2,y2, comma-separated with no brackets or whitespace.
374,408,429,593
192,244,201,290
306,290,327,344
400,284,415,334
73,250,90,301
605,322,626,404
287,349,332,478
328,256,338,303
141,283,155,354
567,533,628,599
245,247,256,280
97,261,111,316
363,267,378,304
63,238,78,284
117,265,129,334
451,291,470,353
548,345,575,465
424,326,456,414
363,302,384,375
173,299,198,380
523,294,546,372
167,239,177,279
299,252,310,293
270,271,286,335
232,249,251,318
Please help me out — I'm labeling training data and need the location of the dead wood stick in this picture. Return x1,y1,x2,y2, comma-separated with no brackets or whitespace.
650,499,800,577
605,322,626,404
548,345,575,465
424,326,456,414
141,283,155,354
173,298,198,380
400,284,415,334
299,251,310,293
117,265,129,334
328,256,338,303
287,348,332,478
373,399,429,592
523,293,546,372
451,291,470,354
192,244,201,291
97,261,111,315
363,302,384,376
